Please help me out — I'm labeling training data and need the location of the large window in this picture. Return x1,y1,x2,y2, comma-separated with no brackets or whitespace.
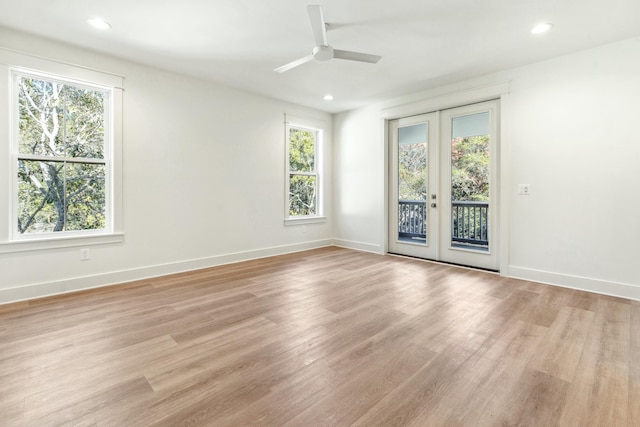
0,52,123,253
286,124,322,219
13,71,111,236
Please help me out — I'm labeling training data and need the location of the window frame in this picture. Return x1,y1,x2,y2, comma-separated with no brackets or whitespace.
0,50,124,253
284,117,326,225
11,69,113,239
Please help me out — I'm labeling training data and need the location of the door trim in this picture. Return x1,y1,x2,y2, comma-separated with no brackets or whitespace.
381,81,510,120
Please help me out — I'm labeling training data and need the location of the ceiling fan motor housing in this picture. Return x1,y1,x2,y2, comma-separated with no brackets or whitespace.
313,45,334,61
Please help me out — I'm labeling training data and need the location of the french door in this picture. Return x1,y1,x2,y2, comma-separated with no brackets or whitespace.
388,100,499,271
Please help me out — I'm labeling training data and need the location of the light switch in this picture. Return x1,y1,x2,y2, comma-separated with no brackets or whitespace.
518,184,531,195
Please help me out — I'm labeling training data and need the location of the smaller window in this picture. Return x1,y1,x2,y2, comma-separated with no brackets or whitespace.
286,125,320,218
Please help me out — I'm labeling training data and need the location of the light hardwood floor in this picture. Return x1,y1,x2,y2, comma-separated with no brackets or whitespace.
1,247,638,426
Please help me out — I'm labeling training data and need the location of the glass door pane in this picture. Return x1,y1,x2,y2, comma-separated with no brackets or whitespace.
450,112,490,251
397,123,427,244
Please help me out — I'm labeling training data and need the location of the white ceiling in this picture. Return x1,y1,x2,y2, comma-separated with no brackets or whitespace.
1,0,639,113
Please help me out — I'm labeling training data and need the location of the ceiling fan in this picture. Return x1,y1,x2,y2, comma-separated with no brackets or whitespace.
274,5,382,73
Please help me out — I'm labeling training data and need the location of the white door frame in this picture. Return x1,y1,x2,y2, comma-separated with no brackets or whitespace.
381,82,510,273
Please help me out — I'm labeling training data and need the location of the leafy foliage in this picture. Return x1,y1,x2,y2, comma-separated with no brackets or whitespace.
289,175,316,216
16,76,107,234
398,136,489,203
288,128,315,172
451,135,489,201
398,142,427,201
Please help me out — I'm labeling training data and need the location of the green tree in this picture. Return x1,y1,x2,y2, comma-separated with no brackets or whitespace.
451,135,489,201
398,142,427,200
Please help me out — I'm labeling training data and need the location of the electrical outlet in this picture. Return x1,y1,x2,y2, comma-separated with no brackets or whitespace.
80,248,90,261
518,184,531,195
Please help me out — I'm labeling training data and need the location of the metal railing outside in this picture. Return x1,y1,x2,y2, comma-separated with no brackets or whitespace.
397,200,489,248
452,201,489,247
398,200,426,241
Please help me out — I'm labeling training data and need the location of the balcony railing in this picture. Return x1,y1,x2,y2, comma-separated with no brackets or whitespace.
398,200,427,242
452,201,489,248
397,200,489,249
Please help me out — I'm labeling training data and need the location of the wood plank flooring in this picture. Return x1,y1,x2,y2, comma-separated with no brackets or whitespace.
0,247,637,426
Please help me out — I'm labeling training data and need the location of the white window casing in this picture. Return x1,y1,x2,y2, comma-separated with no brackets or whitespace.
284,114,326,225
0,48,124,253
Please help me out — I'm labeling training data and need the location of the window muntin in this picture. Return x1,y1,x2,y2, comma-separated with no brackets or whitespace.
287,126,320,217
13,71,112,237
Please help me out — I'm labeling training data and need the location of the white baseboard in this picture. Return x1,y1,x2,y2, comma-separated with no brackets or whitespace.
8,243,634,306
0,239,334,305
508,265,640,302
332,239,383,254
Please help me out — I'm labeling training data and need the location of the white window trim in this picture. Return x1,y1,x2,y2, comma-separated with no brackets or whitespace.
284,216,327,226
0,49,124,253
284,114,326,225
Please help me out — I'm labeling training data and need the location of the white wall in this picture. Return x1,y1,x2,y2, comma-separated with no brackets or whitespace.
0,27,333,303
334,37,640,300
333,106,386,253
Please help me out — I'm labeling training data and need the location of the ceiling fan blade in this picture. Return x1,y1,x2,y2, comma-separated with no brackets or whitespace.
307,5,328,46
274,54,315,73
333,49,381,64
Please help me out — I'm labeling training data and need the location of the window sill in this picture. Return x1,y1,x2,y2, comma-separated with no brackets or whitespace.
0,232,124,254
284,216,327,226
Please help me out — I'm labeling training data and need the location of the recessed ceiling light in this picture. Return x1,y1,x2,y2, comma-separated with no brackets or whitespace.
323,94,334,101
531,22,553,34
87,18,111,30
